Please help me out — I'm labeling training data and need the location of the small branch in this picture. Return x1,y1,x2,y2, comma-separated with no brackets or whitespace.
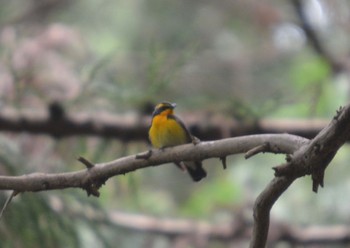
77,156,95,169
245,143,270,159
220,157,227,169
0,191,18,219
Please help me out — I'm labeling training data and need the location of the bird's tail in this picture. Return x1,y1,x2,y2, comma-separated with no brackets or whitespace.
183,161,207,182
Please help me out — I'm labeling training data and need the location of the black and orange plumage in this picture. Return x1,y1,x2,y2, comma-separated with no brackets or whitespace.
149,102,206,181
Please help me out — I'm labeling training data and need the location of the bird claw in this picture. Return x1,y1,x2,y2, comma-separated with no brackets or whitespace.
191,136,201,145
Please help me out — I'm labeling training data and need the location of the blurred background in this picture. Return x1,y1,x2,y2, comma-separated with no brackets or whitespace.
0,0,350,247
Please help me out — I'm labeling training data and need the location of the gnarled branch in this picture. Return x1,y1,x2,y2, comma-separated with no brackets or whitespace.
0,133,306,195
250,103,350,248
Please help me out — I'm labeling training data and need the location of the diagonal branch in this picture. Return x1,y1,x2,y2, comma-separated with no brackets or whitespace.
274,106,350,191
250,176,296,248
291,0,344,73
250,103,350,248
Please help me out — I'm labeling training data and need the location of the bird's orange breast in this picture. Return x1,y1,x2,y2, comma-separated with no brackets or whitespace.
149,115,189,148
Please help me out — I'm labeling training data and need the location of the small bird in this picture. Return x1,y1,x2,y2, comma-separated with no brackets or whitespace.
149,102,206,181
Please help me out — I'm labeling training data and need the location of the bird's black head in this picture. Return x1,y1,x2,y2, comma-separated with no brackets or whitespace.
152,102,176,117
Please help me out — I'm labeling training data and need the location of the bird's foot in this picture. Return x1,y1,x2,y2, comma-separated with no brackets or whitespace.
191,136,201,145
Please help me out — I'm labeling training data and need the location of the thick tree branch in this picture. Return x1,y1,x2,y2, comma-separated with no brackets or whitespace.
0,134,307,194
274,106,350,191
250,104,350,248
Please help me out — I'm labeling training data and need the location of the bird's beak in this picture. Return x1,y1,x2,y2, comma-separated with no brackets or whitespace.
171,103,177,109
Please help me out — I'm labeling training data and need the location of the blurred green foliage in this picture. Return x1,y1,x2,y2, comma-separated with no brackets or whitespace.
181,177,242,217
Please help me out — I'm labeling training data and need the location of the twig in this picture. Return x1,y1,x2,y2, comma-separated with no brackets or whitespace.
220,157,227,169
77,156,95,169
245,143,270,159
0,191,18,220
